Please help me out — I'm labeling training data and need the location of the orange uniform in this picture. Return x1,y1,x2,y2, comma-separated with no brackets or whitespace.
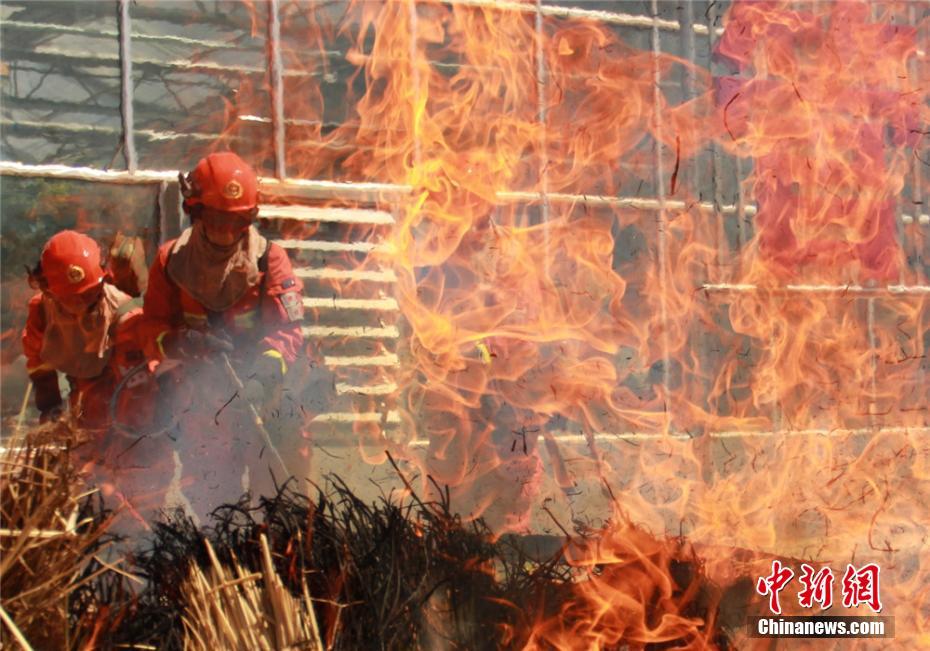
142,234,304,366
23,231,168,532
136,152,306,523
22,287,148,429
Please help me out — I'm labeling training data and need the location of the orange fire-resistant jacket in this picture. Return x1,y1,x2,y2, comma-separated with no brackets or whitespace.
142,236,304,367
22,288,149,430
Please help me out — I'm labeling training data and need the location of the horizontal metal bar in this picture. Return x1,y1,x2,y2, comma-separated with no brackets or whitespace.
0,161,409,199
702,283,930,296
295,267,397,283
0,161,175,183
545,430,693,442
304,296,398,311
2,18,348,59
259,205,394,225
261,177,411,200
498,190,757,216
311,410,400,424
301,325,400,339
405,425,930,448
5,162,925,225
500,191,927,225
708,426,930,439
335,382,397,396
2,18,241,49
278,239,383,253
7,43,320,78
1,117,243,143
450,0,723,35
239,114,342,128
324,353,399,367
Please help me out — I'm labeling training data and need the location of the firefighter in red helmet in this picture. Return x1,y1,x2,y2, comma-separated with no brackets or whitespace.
22,230,168,531
143,152,303,369
141,152,304,519
22,230,146,428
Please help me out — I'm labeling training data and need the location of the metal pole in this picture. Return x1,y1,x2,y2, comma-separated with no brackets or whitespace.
704,0,726,272
650,0,672,412
156,180,168,244
535,0,550,270
408,0,422,170
117,0,137,173
866,297,879,432
907,3,923,282
268,0,287,179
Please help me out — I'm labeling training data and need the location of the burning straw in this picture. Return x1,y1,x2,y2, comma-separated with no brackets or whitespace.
0,423,116,650
85,458,727,650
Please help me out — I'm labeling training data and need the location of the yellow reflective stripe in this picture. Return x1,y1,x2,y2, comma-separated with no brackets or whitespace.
262,349,287,375
183,312,207,322
156,330,171,357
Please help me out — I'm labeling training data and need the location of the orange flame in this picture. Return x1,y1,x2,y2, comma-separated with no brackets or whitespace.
251,0,929,645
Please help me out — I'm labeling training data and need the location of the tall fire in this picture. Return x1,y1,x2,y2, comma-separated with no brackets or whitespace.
1,0,927,649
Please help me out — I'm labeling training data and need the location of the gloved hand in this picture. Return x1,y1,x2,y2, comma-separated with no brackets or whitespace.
31,370,63,423
108,232,149,297
160,328,233,360
160,329,208,359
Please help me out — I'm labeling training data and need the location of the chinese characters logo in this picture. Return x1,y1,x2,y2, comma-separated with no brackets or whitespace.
756,561,882,615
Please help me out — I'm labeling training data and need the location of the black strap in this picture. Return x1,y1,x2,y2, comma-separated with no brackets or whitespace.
257,239,271,313
258,238,271,275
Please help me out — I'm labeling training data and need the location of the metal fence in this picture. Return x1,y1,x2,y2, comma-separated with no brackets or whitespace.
2,0,928,450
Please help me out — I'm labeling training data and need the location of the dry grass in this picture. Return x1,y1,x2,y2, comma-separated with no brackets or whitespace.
0,423,113,650
181,533,323,651
0,435,727,649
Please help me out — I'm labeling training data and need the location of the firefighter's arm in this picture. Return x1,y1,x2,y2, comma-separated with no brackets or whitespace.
108,232,149,297
141,244,182,361
22,294,62,417
259,243,305,369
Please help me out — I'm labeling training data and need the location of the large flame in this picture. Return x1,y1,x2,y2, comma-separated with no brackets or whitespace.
241,0,930,646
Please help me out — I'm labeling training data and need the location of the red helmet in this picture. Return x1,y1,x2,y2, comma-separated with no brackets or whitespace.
180,152,259,214
41,230,104,297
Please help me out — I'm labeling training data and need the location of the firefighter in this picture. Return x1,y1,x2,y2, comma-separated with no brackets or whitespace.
22,230,167,529
141,151,304,519
22,230,145,429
